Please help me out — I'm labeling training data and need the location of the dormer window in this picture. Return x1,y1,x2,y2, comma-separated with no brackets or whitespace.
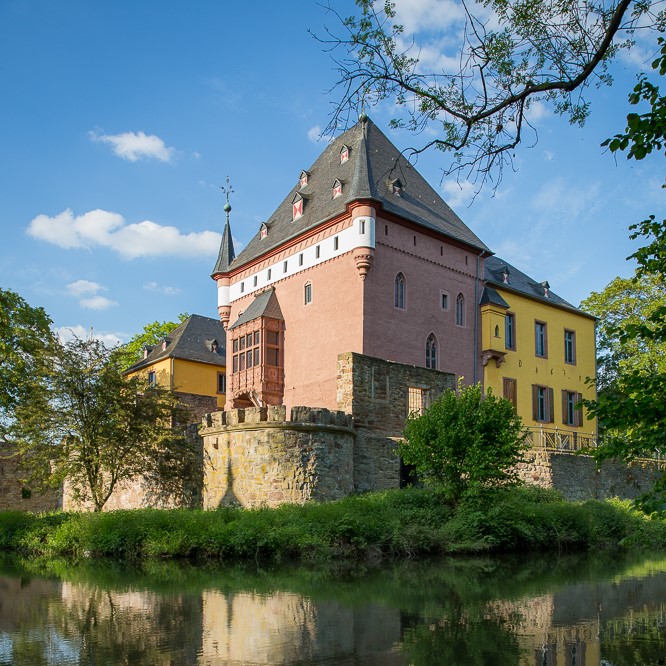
260,223,268,239
391,179,404,196
299,170,309,188
502,267,510,284
333,179,343,198
292,193,304,221
340,145,349,163
541,281,550,298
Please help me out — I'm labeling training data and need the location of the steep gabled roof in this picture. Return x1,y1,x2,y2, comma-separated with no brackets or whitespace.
228,288,284,330
484,256,593,317
229,117,489,269
124,314,226,373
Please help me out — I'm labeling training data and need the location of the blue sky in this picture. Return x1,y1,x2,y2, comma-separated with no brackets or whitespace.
1,0,663,345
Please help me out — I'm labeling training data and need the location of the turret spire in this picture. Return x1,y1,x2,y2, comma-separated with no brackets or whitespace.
211,177,236,277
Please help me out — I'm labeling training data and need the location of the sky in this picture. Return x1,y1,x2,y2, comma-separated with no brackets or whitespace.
1,0,663,346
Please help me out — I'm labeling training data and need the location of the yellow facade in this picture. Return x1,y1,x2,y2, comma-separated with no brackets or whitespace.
126,357,226,410
482,288,596,436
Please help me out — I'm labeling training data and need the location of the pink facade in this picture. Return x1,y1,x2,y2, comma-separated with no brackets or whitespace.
363,213,482,384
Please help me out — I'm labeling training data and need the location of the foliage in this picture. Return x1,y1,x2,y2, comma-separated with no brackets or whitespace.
9,336,198,512
322,0,660,183
580,273,666,391
1,487,666,562
400,382,527,501
0,289,55,427
114,313,188,370
584,37,666,505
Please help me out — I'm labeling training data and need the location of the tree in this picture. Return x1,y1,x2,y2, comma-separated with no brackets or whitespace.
400,382,527,501
114,314,189,370
322,0,659,183
0,289,55,427
580,272,666,391
11,337,198,512
583,37,666,507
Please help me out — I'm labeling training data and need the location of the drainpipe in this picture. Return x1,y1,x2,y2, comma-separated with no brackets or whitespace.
170,357,174,391
473,251,483,385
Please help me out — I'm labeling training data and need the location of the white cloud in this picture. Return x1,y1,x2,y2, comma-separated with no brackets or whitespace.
544,150,555,161
79,295,118,311
54,325,125,346
66,279,117,310
441,180,476,208
307,125,333,144
393,0,467,35
27,209,222,259
66,279,103,297
143,281,182,296
89,130,175,163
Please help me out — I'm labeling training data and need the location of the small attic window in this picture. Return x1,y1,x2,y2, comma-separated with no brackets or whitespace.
391,179,404,196
541,281,550,298
206,339,219,353
292,193,304,221
299,170,309,188
333,179,342,199
260,223,268,239
340,145,349,163
502,267,510,284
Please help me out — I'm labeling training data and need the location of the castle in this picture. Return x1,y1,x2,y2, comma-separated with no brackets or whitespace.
200,115,602,509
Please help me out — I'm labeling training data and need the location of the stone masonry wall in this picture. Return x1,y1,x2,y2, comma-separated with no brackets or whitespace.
516,449,664,501
337,352,456,492
201,406,355,509
0,445,60,512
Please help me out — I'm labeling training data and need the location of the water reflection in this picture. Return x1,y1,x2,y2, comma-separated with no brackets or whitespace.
0,552,664,665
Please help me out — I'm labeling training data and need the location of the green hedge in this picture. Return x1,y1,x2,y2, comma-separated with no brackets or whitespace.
1,486,665,562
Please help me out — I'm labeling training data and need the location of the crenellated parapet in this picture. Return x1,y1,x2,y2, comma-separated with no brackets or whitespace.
201,406,355,509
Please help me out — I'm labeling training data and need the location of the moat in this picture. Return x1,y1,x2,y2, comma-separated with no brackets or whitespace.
1,550,665,665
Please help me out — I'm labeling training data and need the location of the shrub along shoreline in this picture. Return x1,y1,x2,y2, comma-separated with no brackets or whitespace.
1,486,665,562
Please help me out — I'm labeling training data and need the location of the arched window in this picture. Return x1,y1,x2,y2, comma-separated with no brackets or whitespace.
394,273,405,309
425,333,437,369
455,293,465,326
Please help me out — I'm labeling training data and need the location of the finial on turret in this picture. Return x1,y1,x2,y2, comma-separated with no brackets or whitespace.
220,176,234,222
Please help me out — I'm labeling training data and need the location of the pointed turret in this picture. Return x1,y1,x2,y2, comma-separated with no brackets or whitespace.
211,202,236,278
211,184,236,330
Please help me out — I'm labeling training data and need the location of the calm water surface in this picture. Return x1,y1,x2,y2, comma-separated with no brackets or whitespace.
0,550,665,665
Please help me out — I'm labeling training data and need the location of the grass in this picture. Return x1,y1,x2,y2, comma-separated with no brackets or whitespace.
1,485,665,562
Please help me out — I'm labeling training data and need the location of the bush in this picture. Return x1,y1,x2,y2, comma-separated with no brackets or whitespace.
401,382,527,501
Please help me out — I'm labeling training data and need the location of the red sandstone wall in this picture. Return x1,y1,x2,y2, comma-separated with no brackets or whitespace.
363,215,483,384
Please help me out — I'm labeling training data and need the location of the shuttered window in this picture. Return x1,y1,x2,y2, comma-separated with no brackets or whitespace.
503,378,517,408
562,390,583,427
532,385,554,423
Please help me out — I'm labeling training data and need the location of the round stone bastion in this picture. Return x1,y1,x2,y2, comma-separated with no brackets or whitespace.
200,406,356,508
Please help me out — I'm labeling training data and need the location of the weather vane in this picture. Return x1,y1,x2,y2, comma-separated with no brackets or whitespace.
220,177,234,207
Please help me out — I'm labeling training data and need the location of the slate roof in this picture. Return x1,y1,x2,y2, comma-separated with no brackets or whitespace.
484,256,593,317
228,288,284,330
222,117,489,271
211,219,236,277
479,286,510,308
124,314,227,373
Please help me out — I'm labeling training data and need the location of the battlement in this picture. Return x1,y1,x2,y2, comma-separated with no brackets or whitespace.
201,406,353,430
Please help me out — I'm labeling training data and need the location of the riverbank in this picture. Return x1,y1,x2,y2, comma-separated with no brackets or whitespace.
1,486,665,562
